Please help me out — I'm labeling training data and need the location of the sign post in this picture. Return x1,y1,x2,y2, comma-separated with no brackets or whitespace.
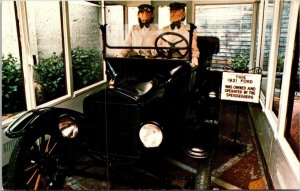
220,71,262,155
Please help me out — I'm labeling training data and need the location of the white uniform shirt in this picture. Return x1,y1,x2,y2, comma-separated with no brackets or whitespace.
119,24,159,57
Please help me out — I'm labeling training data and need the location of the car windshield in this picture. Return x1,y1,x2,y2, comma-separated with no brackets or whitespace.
104,24,192,61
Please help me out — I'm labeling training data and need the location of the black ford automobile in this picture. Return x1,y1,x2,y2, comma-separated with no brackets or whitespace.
5,20,220,190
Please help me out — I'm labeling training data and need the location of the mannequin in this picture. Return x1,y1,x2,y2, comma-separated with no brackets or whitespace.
159,2,200,68
117,4,158,58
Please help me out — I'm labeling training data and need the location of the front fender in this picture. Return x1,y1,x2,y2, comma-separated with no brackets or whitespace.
5,107,85,139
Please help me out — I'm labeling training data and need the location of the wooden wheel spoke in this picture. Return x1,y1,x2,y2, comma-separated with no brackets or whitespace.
34,174,42,190
24,164,37,172
43,176,47,189
48,142,58,154
39,176,48,189
45,136,51,153
26,169,37,186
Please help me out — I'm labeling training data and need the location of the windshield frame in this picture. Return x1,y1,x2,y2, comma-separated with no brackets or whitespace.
100,24,193,61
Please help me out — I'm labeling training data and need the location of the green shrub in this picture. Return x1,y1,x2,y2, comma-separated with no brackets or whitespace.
34,48,102,101
2,54,26,114
71,47,102,90
34,52,66,102
3,48,102,108
277,56,284,72
231,53,249,73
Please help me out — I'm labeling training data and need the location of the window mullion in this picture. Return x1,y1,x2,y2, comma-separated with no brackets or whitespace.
277,1,299,137
16,1,36,110
255,0,265,68
258,0,269,74
249,2,259,69
265,0,281,111
61,1,74,96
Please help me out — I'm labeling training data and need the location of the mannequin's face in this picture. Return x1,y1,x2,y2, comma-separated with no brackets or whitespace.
170,9,185,22
138,10,154,23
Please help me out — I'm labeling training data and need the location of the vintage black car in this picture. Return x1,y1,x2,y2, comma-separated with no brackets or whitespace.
5,23,220,190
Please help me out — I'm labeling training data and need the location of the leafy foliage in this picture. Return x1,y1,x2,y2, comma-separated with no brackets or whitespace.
2,54,26,114
71,47,102,90
34,52,66,102
33,48,102,102
3,48,102,111
277,56,284,72
231,53,249,73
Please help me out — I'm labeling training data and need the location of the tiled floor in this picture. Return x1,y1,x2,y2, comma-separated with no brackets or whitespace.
213,101,269,189
62,101,269,190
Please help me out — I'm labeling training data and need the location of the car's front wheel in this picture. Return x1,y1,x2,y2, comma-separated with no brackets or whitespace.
7,130,68,190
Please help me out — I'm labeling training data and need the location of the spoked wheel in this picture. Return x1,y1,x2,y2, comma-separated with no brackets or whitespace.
194,157,212,190
7,130,68,190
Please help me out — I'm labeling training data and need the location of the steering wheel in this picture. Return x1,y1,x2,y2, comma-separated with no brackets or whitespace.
155,32,189,59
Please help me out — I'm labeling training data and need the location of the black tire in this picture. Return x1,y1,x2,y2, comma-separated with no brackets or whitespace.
194,157,212,190
7,130,69,190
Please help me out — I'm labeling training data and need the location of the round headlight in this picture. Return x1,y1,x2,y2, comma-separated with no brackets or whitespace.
58,117,78,138
139,123,163,148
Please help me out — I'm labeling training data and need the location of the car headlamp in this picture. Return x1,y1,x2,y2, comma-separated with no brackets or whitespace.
58,117,78,139
139,123,163,148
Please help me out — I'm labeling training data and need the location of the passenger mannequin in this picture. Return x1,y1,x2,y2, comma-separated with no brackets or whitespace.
158,2,200,69
117,4,158,58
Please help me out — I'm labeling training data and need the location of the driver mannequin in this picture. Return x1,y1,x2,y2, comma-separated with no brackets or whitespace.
117,4,158,58
159,2,200,69
111,4,158,90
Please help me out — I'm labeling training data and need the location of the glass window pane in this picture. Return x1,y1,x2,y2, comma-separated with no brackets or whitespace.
260,0,275,95
105,5,124,57
2,1,26,119
285,11,299,160
69,2,103,91
158,6,170,29
128,7,139,31
27,1,67,105
195,4,253,68
287,62,300,160
158,6,186,30
272,0,291,116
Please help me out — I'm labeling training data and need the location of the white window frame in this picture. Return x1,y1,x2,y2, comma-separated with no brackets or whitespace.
276,1,300,181
69,1,106,97
262,0,281,133
262,0,300,182
2,1,106,128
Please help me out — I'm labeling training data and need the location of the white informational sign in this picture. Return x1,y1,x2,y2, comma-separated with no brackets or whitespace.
221,72,262,103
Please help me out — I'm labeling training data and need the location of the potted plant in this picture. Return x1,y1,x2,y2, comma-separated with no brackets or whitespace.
231,53,249,73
